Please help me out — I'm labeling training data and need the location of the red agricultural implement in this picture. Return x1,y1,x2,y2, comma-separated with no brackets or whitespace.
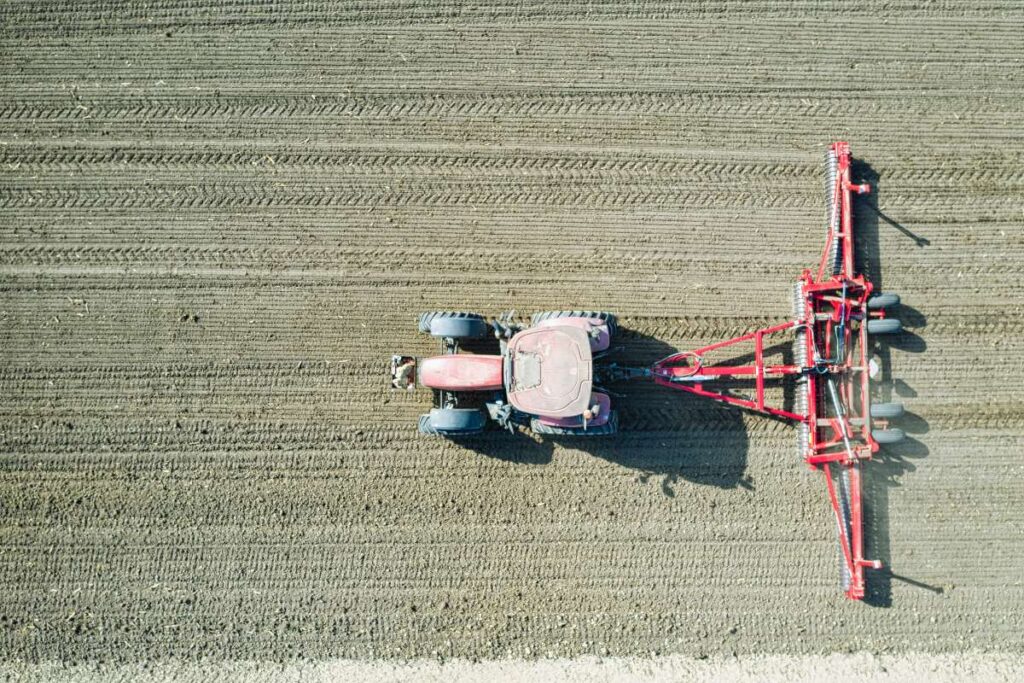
392,142,905,600
648,141,903,599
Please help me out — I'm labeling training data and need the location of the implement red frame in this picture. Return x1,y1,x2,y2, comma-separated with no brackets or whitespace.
650,142,888,600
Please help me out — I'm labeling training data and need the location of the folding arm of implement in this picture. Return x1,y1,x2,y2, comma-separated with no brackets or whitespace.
650,142,886,599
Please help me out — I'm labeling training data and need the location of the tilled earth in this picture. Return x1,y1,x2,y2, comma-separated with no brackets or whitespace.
1,0,1023,668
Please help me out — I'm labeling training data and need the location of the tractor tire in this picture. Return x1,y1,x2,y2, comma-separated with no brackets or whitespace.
417,414,438,435
824,148,842,276
867,292,900,310
530,310,617,336
870,402,905,420
872,427,906,445
530,411,619,437
417,311,488,339
418,408,487,435
866,318,902,335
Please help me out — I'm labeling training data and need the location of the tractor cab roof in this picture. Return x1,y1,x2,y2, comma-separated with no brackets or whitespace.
506,325,593,418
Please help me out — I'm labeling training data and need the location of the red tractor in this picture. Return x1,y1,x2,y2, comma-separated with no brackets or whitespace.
392,309,620,436
392,142,907,600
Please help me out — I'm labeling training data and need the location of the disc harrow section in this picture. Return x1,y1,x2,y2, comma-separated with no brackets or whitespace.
824,148,842,276
792,281,811,460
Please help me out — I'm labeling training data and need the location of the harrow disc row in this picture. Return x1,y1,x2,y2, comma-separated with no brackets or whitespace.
792,281,810,459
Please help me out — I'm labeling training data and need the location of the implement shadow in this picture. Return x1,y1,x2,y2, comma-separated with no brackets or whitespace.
589,327,752,495
455,327,751,494
852,158,934,606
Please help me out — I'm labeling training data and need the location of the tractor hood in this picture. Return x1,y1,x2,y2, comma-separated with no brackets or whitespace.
507,325,593,418
419,354,503,392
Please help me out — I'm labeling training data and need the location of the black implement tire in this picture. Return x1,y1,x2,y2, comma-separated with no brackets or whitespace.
872,427,906,445
418,408,487,435
417,311,488,339
867,292,900,310
530,411,618,437
530,310,617,336
870,402,905,420
866,318,902,335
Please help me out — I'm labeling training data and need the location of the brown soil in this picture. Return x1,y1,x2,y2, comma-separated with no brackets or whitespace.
1,0,1022,672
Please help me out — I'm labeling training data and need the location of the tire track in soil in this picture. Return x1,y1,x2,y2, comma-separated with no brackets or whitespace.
3,0,1021,37
2,0,1024,670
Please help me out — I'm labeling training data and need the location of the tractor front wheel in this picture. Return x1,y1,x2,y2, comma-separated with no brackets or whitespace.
418,408,487,436
417,311,489,339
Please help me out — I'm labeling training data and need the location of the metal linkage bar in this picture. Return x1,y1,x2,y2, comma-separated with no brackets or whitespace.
651,320,803,421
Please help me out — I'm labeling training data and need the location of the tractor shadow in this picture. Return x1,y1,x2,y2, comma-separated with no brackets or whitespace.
588,328,753,495
456,327,751,494
453,430,556,466
853,158,937,606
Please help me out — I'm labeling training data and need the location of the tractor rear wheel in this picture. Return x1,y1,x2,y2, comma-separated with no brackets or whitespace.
867,292,900,310
530,310,617,336
866,318,902,335
418,408,487,435
530,411,618,436
417,311,489,339
870,402,905,420
872,427,906,445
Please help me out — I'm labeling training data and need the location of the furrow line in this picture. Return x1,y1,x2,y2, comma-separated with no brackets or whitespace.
3,150,1022,189
3,2,1022,37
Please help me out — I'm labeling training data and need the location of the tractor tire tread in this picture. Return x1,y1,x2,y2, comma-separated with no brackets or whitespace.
530,411,619,437
419,408,487,436
530,310,617,336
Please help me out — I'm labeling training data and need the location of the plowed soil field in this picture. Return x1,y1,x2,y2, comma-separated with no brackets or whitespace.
2,0,1023,674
